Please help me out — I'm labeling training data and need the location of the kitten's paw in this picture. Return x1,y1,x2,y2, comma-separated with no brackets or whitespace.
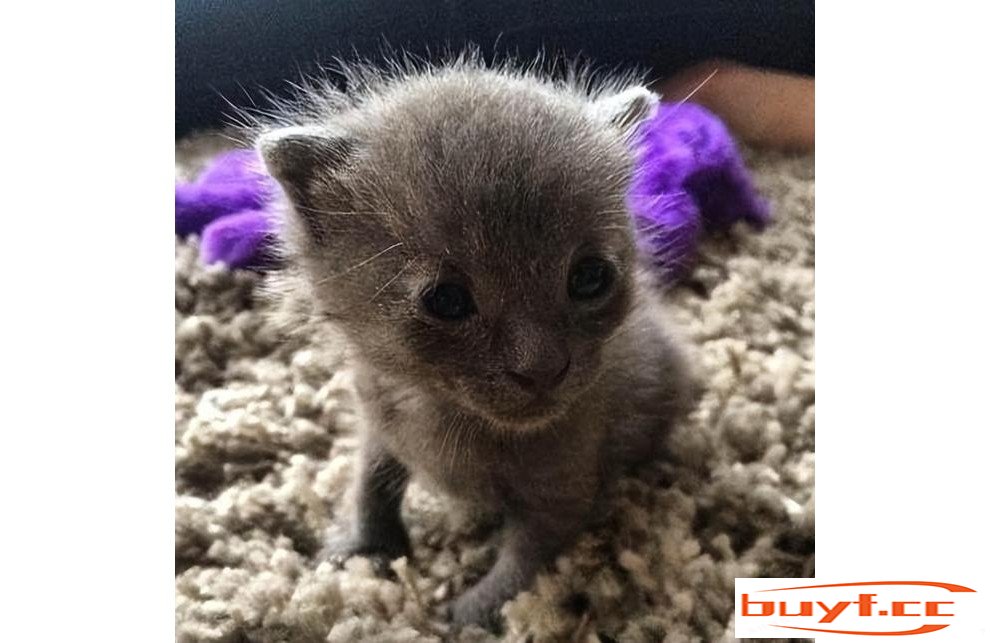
317,527,411,576
450,588,502,632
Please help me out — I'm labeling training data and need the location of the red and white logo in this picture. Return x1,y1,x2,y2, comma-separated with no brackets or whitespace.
735,579,978,638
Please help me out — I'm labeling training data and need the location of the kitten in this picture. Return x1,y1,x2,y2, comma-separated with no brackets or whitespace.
256,58,695,629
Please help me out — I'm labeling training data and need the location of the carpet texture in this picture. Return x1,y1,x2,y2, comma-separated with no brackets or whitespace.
175,134,815,642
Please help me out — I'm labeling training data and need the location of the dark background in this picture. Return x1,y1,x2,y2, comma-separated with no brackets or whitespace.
176,0,814,136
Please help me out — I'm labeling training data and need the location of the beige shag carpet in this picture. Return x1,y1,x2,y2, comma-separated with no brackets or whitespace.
175,135,815,642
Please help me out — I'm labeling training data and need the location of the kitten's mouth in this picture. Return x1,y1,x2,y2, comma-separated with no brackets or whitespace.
487,395,570,429
448,378,583,430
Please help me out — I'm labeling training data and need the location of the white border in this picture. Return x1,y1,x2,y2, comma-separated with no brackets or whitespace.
817,1,990,634
1,1,175,641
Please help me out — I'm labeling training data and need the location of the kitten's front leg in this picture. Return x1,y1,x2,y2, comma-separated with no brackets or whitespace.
451,503,589,629
321,433,411,567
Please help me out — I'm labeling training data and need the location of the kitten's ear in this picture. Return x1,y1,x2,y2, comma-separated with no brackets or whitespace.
590,86,659,133
256,126,355,242
257,126,354,192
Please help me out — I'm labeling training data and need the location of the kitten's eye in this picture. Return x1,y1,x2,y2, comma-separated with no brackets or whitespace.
568,257,614,300
421,283,476,320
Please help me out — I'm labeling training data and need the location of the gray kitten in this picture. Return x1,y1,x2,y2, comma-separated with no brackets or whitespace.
255,59,695,629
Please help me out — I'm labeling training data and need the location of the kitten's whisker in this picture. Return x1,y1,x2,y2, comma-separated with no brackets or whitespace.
602,299,651,343
652,68,719,126
316,241,404,285
595,224,634,233
676,68,719,104
438,424,453,462
450,419,468,470
370,262,411,302
447,427,461,472
440,414,468,473
430,254,444,292
297,205,391,218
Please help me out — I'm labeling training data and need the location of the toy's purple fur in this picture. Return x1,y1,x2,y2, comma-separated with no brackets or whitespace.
198,149,268,184
628,101,770,277
201,209,277,269
174,150,277,238
175,103,768,274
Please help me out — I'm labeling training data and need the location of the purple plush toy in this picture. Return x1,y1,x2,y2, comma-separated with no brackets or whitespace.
174,150,279,268
627,101,770,279
175,102,768,278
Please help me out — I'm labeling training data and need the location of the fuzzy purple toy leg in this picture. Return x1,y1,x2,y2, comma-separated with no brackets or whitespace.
176,183,271,237
628,102,770,278
175,150,278,237
200,209,278,270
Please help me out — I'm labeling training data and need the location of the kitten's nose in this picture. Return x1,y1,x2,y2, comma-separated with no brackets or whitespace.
507,357,571,392
501,319,571,392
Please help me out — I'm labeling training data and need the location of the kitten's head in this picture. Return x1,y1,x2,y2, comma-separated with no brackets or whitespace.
258,65,657,429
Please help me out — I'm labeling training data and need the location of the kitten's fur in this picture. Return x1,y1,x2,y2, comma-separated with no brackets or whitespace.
255,57,695,629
